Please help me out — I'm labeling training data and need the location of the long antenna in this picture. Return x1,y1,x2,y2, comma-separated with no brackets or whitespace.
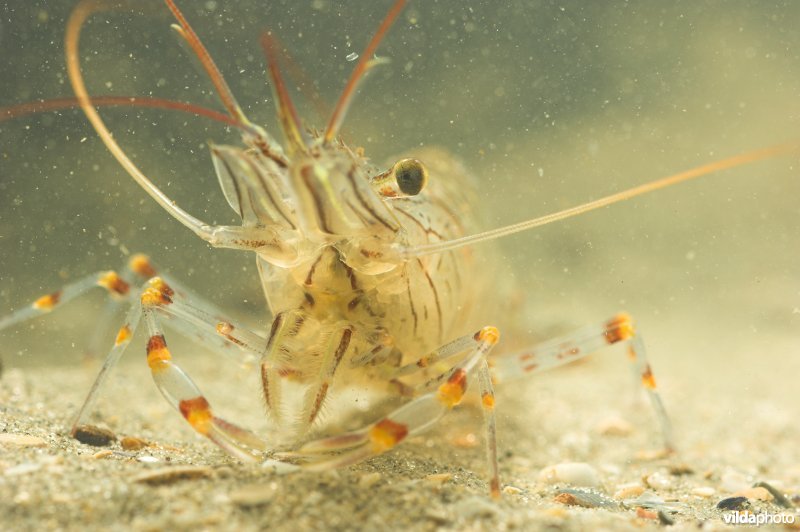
323,0,407,143
401,142,799,258
260,32,309,155
0,96,244,128
66,0,211,238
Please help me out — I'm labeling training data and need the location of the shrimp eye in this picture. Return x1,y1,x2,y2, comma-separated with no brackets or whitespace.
393,158,428,196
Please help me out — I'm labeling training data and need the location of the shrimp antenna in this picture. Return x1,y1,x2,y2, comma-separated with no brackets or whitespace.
401,142,800,258
165,0,288,156
66,0,212,238
323,0,407,143
0,96,245,128
260,32,309,155
164,0,254,132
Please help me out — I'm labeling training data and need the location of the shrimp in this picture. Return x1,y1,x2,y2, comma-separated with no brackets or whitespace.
0,0,797,501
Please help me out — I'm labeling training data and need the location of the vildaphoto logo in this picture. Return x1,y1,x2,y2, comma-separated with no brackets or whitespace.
722,511,796,526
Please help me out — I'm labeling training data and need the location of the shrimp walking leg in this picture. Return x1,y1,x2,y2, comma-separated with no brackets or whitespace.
137,277,268,459
73,276,267,447
0,271,131,331
491,312,673,450
285,326,502,498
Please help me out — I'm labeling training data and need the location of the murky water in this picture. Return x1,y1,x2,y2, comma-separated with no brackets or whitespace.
0,0,798,419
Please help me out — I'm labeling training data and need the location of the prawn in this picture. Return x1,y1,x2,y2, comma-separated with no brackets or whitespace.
0,0,797,500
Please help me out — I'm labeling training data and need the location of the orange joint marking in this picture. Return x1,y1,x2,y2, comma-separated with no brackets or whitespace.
369,418,408,453
115,325,132,346
605,313,635,344
129,254,157,278
146,334,172,371
437,368,467,408
97,271,130,297
178,397,213,435
32,290,62,311
481,391,495,410
215,321,244,346
475,326,500,345
140,277,173,306
148,277,175,298
641,364,657,389
627,345,637,361
416,356,429,368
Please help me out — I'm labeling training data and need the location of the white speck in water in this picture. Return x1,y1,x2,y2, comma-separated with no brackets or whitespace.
346,52,359,62
685,250,696,261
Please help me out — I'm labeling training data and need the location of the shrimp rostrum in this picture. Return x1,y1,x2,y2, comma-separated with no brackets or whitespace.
2,0,796,498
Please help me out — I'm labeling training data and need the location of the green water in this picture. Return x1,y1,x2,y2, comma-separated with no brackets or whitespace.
0,0,798,389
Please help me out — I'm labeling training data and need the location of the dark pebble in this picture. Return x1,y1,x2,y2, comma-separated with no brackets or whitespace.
74,425,117,447
716,496,748,510
657,510,675,526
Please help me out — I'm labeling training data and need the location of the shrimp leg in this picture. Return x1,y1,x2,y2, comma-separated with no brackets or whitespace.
284,326,502,498
491,312,674,451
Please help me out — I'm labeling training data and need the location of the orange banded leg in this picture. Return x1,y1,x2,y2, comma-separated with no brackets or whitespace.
285,326,502,498
143,278,266,363
71,300,142,434
0,270,131,332
140,298,266,461
84,254,158,358
491,312,673,450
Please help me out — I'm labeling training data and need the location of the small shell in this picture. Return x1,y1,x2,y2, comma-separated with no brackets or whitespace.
0,434,47,447
732,487,772,501
614,483,645,499
644,471,672,490
120,436,148,451
131,465,212,485
691,486,716,498
229,483,278,507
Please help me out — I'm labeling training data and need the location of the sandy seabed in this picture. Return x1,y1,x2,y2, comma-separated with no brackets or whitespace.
1,311,798,532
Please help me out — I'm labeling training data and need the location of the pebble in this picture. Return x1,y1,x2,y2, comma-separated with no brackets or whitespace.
753,481,793,508
131,465,212,485
229,483,278,507
538,462,600,488
358,472,382,488
644,471,672,490
0,433,47,447
732,487,772,501
668,464,694,476
4,462,42,476
691,487,716,498
614,483,645,499
92,450,114,460
502,486,523,496
120,436,148,451
425,473,452,485
636,507,658,520
719,470,750,492
716,496,748,511
73,425,116,447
